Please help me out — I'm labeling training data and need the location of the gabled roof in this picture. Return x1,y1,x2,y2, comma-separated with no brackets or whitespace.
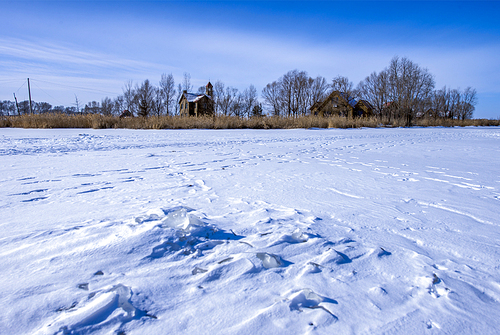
179,92,212,104
311,90,357,111
193,94,211,102
338,92,357,108
356,100,374,110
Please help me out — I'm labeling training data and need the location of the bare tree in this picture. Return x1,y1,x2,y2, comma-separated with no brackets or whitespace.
174,83,183,115
458,87,477,120
159,73,176,116
113,95,125,116
123,80,136,115
213,80,225,115
357,57,435,125
308,76,329,109
447,89,461,120
231,91,244,117
36,102,52,114
52,105,64,114
385,56,435,125
136,79,155,117
262,81,282,117
100,97,113,116
182,72,192,92
64,106,77,114
263,70,326,117
151,86,164,117
289,70,310,117
241,85,258,118
252,103,264,117
219,86,239,116
429,86,477,120
357,71,390,116
0,100,16,116
84,101,101,114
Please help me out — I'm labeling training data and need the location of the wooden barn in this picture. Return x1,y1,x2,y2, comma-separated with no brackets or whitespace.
354,100,374,117
179,82,214,117
310,91,373,118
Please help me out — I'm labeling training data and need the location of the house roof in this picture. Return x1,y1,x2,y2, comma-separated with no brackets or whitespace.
356,100,374,110
180,92,212,104
311,90,357,111
339,92,357,107
194,94,211,102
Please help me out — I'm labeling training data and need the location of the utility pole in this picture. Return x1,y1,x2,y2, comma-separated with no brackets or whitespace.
13,93,20,115
27,78,33,114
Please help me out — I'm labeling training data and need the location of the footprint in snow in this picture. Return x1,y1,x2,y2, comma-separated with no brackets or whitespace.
9,188,48,196
377,247,392,257
77,283,89,291
21,196,48,202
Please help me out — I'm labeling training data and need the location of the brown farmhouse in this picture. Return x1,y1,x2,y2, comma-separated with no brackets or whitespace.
310,91,374,118
179,82,214,117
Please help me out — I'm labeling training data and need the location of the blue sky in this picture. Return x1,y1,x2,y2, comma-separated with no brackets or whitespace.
1,0,499,118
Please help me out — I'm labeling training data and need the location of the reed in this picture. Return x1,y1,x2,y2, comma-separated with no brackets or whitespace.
1,113,498,129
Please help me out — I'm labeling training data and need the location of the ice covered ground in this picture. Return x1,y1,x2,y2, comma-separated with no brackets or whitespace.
1,127,499,335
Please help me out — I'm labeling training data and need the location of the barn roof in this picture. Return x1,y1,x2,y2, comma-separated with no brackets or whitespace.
311,90,357,112
357,99,374,110
339,92,357,107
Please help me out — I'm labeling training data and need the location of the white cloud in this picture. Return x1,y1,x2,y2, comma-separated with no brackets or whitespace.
0,37,174,78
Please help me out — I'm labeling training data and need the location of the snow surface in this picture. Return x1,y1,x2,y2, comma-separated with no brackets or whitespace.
1,127,500,335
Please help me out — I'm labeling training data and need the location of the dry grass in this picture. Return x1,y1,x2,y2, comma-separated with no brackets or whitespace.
414,117,500,127
1,113,498,129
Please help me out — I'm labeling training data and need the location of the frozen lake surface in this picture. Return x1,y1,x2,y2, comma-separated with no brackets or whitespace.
1,127,499,334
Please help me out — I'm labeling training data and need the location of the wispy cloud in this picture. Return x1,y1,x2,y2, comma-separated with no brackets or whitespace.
0,37,179,104
0,37,173,79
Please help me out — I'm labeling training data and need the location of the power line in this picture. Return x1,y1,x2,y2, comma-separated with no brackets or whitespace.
31,80,65,106
15,81,26,93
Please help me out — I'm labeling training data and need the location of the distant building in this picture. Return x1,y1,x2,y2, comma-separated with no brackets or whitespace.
119,110,134,118
179,82,214,117
354,100,374,117
310,91,373,117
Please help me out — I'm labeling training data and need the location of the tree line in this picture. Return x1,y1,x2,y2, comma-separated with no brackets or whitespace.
0,73,264,118
262,56,477,124
1,57,477,123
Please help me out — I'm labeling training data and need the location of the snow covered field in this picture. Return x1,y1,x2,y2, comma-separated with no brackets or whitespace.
1,127,499,335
